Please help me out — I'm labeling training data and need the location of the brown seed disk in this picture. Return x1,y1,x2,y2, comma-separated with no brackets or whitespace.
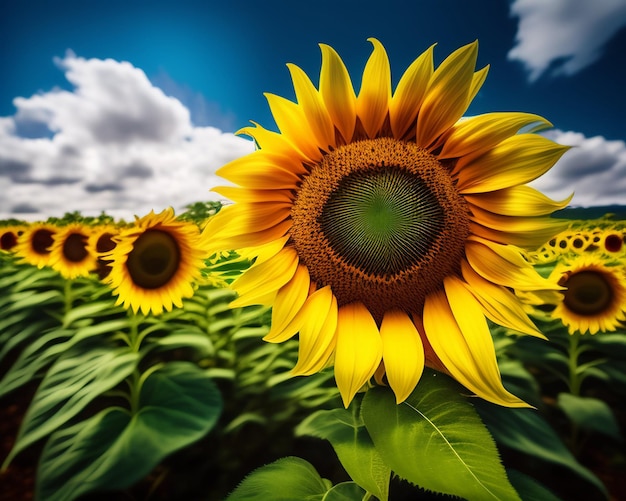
291,137,470,321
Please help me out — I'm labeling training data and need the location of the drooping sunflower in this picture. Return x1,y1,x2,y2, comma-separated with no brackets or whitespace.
14,222,58,268
105,208,205,315
547,255,626,334
48,223,98,279
202,39,570,407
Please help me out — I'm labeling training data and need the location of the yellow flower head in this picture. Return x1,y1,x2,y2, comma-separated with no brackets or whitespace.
202,39,570,407
0,226,26,252
105,208,206,315
14,222,58,268
48,222,98,279
548,255,626,335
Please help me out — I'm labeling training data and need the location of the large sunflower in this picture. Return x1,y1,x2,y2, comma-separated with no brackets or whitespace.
14,222,58,268
202,39,570,407
48,223,98,279
548,255,626,334
105,208,205,315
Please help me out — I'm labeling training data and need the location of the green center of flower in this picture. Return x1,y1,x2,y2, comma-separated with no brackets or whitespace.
291,137,469,320
563,270,613,316
321,167,444,276
63,233,89,263
126,230,180,289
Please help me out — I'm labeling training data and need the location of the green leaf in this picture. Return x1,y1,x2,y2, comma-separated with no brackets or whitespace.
323,482,367,500
225,456,331,501
61,299,119,327
507,469,563,501
475,402,608,497
296,408,390,501
3,345,139,468
557,393,622,441
36,361,222,501
362,371,521,501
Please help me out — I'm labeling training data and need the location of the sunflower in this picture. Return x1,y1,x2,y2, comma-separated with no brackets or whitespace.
48,223,98,279
88,224,121,280
547,255,626,334
0,226,25,252
105,208,205,315
14,222,58,268
202,39,570,407
601,229,624,254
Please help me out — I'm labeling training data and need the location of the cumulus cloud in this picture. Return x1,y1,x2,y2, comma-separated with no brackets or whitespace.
0,52,254,221
508,0,626,81
530,130,626,206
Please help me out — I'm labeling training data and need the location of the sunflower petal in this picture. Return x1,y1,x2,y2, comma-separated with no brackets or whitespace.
440,112,552,160
456,134,570,194
217,153,303,190
264,265,311,343
335,302,383,407
424,281,528,407
264,92,324,161
389,44,435,139
238,121,305,161
207,202,291,241
380,310,424,403
292,287,338,375
467,64,489,103
461,260,546,338
464,185,572,217
465,238,557,291
203,217,292,254
356,38,391,138
319,43,357,143
416,41,478,148
212,186,294,204
230,247,299,306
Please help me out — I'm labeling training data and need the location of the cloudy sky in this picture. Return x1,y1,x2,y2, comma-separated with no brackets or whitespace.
2,0,626,221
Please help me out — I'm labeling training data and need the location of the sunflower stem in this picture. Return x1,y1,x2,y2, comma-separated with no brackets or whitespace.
566,332,584,454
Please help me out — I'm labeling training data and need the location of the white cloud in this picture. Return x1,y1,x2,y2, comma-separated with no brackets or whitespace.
0,52,254,221
530,130,626,206
508,0,626,81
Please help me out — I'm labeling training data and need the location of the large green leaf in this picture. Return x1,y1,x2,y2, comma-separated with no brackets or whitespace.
475,402,608,497
557,393,622,441
3,345,139,467
296,408,390,501
225,456,331,501
507,469,563,501
362,372,521,501
36,361,222,501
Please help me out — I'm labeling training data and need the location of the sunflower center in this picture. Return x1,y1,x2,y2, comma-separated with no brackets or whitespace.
32,229,54,254
563,270,613,316
63,233,89,262
1,231,18,250
126,229,180,289
604,234,623,253
291,137,470,320
96,233,117,253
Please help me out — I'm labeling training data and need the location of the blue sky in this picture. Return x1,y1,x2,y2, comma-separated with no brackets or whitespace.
2,0,626,219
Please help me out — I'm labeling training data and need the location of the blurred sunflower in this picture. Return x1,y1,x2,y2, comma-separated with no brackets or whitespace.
202,39,570,407
89,224,120,280
548,255,626,334
14,223,57,268
0,226,25,252
105,208,205,315
48,223,97,279
601,229,624,254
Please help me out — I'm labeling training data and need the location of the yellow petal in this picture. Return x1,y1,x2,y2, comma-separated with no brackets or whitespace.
238,121,307,161
287,63,335,151
230,247,299,307
467,64,489,104
380,310,425,403
465,238,557,291
464,185,572,217
424,280,528,407
203,218,292,254
356,38,391,138
212,186,294,204
216,153,303,190
264,265,311,343
319,43,357,143
440,112,552,160
292,287,338,376
456,134,570,194
389,44,434,139
264,93,324,162
416,41,478,148
469,205,570,248
461,260,546,338
334,302,383,407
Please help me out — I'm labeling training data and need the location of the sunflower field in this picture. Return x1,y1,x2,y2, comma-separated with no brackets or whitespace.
2,40,626,501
